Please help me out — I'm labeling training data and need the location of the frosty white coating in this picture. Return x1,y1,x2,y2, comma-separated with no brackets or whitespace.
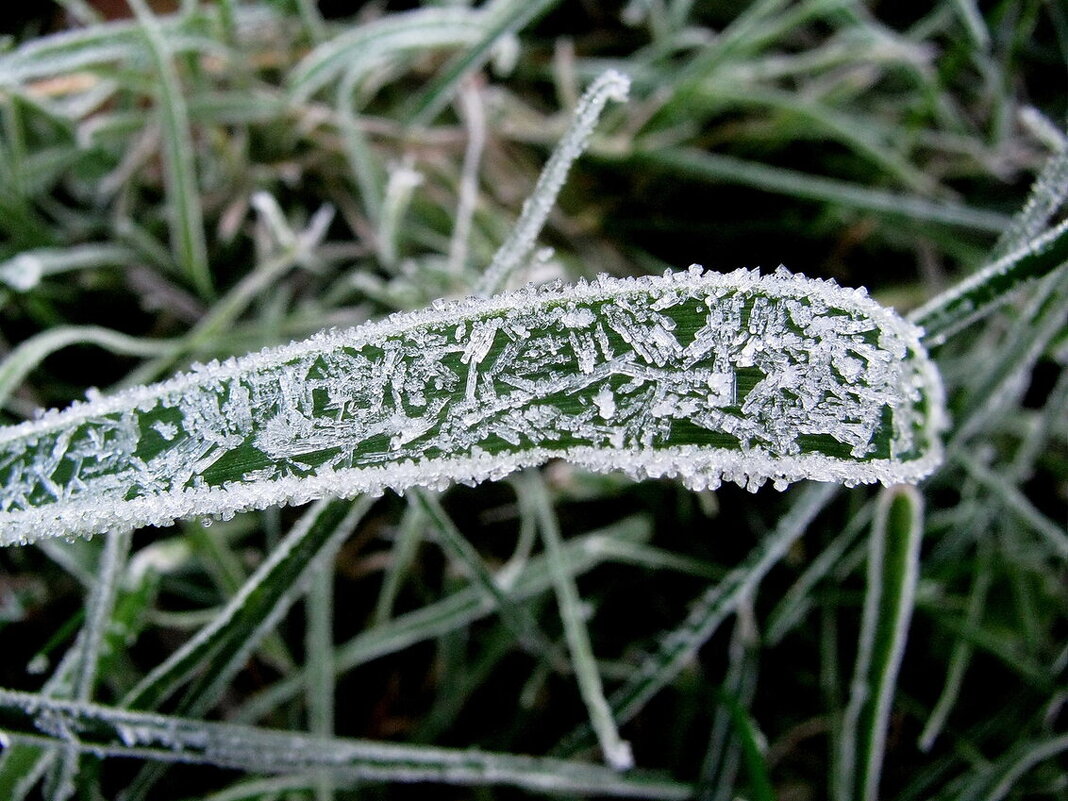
0,266,945,545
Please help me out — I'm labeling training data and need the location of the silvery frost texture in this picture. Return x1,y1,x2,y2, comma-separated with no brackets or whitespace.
0,266,944,545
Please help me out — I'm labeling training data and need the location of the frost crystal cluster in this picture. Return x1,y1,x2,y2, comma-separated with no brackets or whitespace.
0,267,944,544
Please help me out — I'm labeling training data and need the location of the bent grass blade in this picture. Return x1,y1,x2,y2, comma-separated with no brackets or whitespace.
0,267,944,546
0,689,694,800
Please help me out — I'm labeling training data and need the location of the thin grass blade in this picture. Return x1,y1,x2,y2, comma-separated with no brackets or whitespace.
835,484,924,801
405,0,562,126
525,471,633,770
126,0,212,298
626,147,1010,233
233,516,652,723
555,481,839,756
121,497,372,712
0,689,695,800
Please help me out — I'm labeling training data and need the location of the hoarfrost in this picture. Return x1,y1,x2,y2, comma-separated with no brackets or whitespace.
0,267,945,545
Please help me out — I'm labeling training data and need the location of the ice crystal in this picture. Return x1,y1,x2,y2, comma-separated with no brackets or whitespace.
0,267,945,545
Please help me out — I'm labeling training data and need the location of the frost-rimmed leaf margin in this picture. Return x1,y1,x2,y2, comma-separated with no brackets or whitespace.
0,266,945,546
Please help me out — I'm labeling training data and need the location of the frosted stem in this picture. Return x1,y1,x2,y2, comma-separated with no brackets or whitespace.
526,472,634,771
447,78,487,278
475,70,631,296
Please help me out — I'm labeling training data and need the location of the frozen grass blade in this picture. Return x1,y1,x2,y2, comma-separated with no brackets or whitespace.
697,600,760,801
764,501,873,645
835,485,924,801
992,141,1068,259
949,0,990,50
371,502,426,625
702,84,938,194
957,455,1068,558
0,16,184,86
447,79,486,279
335,70,384,226
294,0,326,44
918,537,993,752
525,471,633,771
952,734,1068,801
0,244,137,292
714,690,774,801
0,534,156,801
0,689,695,800
48,528,132,801
305,549,338,801
910,219,1068,346
476,69,630,295
951,268,1068,444
0,268,944,545
414,490,551,656
378,160,423,269
288,8,490,102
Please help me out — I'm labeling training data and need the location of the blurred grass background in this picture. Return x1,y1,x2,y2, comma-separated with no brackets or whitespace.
0,1,1065,799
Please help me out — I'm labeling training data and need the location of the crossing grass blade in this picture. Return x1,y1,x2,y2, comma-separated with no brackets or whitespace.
231,516,653,724
120,497,373,713
554,481,840,757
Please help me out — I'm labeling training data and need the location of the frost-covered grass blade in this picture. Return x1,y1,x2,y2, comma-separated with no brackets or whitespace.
0,688,694,799
0,267,943,545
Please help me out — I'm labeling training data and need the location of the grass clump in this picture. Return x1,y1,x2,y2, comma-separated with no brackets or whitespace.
0,2,1065,800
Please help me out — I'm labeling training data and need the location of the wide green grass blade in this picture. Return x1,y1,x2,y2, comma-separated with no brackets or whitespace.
0,268,944,546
